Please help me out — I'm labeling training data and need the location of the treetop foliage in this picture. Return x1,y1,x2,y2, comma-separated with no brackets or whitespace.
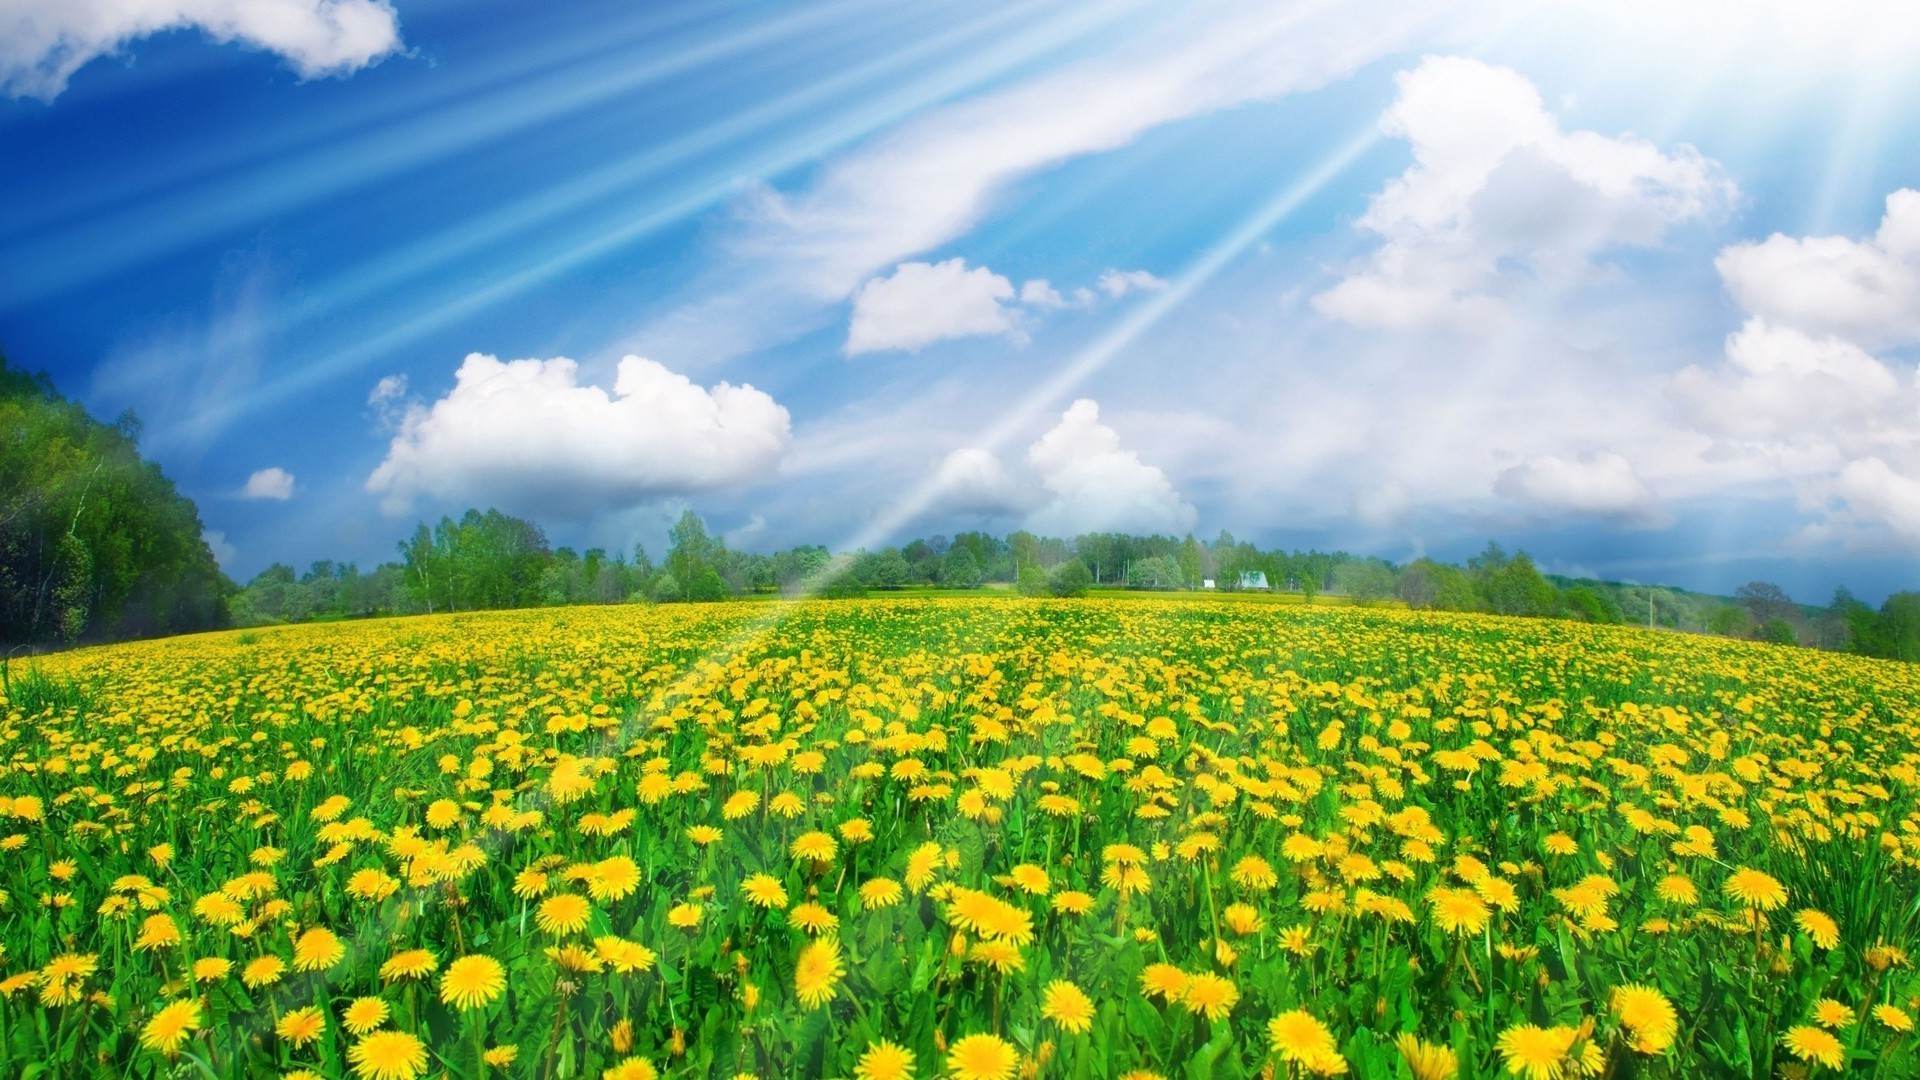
1,355,228,646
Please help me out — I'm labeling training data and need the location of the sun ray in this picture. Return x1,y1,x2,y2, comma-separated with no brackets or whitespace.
150,0,1152,449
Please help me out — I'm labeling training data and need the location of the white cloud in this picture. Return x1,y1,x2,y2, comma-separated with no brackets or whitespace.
1833,457,1920,539
1570,0,1920,75
368,373,406,406
928,447,1043,517
366,352,791,518
918,400,1195,534
1715,189,1920,350
633,0,1499,362
1097,268,1169,297
1024,399,1196,536
1020,279,1097,310
724,514,768,547
1493,451,1668,526
203,528,236,569
846,258,1017,354
367,373,409,430
843,260,1173,353
1315,56,1731,332
1673,319,1909,445
1,0,403,100
241,466,295,500
1672,188,1920,542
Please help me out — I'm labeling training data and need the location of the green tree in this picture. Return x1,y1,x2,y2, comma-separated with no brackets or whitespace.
0,356,229,644
1481,549,1558,617
1333,560,1396,605
1048,558,1093,597
1398,558,1476,611
1829,588,1881,654
1016,563,1049,597
1563,585,1623,624
687,566,730,602
1127,556,1182,589
666,510,719,594
1876,592,1920,661
1177,534,1204,588
940,546,982,588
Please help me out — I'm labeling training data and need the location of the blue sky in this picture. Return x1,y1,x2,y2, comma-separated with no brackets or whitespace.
4,0,1920,601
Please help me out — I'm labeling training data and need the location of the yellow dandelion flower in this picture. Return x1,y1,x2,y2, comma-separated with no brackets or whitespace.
860,878,904,910
343,996,391,1036
1180,973,1240,1021
440,954,506,1011
1494,1024,1578,1080
741,874,789,910
276,1006,325,1047
1723,868,1788,911
535,893,593,935
1875,1005,1913,1033
242,955,287,988
1395,1033,1458,1080
1268,1009,1345,1075
1812,999,1854,1029
192,957,232,982
1794,910,1840,950
1042,979,1095,1034
946,1033,1019,1080
381,949,438,982
140,1000,202,1057
793,937,845,1009
853,1038,916,1080
1611,984,1678,1054
293,927,346,971
348,1029,429,1080
1140,963,1189,1001
1779,1025,1845,1070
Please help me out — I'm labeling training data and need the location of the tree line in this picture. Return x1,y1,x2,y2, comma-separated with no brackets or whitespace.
225,506,1920,662
4,351,1916,662
1,358,227,647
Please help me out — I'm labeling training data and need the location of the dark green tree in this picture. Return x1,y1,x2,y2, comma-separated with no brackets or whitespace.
1048,558,1093,597
940,546,982,588
0,356,229,644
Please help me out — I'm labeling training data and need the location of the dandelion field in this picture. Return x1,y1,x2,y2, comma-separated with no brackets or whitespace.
3,598,1918,1079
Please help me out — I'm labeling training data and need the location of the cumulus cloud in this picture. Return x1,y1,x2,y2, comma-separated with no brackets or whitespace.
844,260,1174,353
846,259,1017,354
1019,279,1098,310
929,448,1044,516
1673,320,1910,446
1097,269,1169,298
631,0,1500,363
1024,399,1197,536
203,528,237,569
1673,188,1920,542
1494,451,1668,526
367,353,791,518
241,466,295,500
1570,0,1920,75
1,0,403,100
1715,189,1920,350
1833,457,1920,539
1315,55,1731,332
921,400,1194,534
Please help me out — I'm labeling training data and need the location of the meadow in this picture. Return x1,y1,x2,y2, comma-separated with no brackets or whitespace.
1,597,1916,1079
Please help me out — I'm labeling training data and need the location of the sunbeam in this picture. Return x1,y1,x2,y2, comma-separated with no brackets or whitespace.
146,0,1153,450
832,123,1383,554
8,0,940,300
